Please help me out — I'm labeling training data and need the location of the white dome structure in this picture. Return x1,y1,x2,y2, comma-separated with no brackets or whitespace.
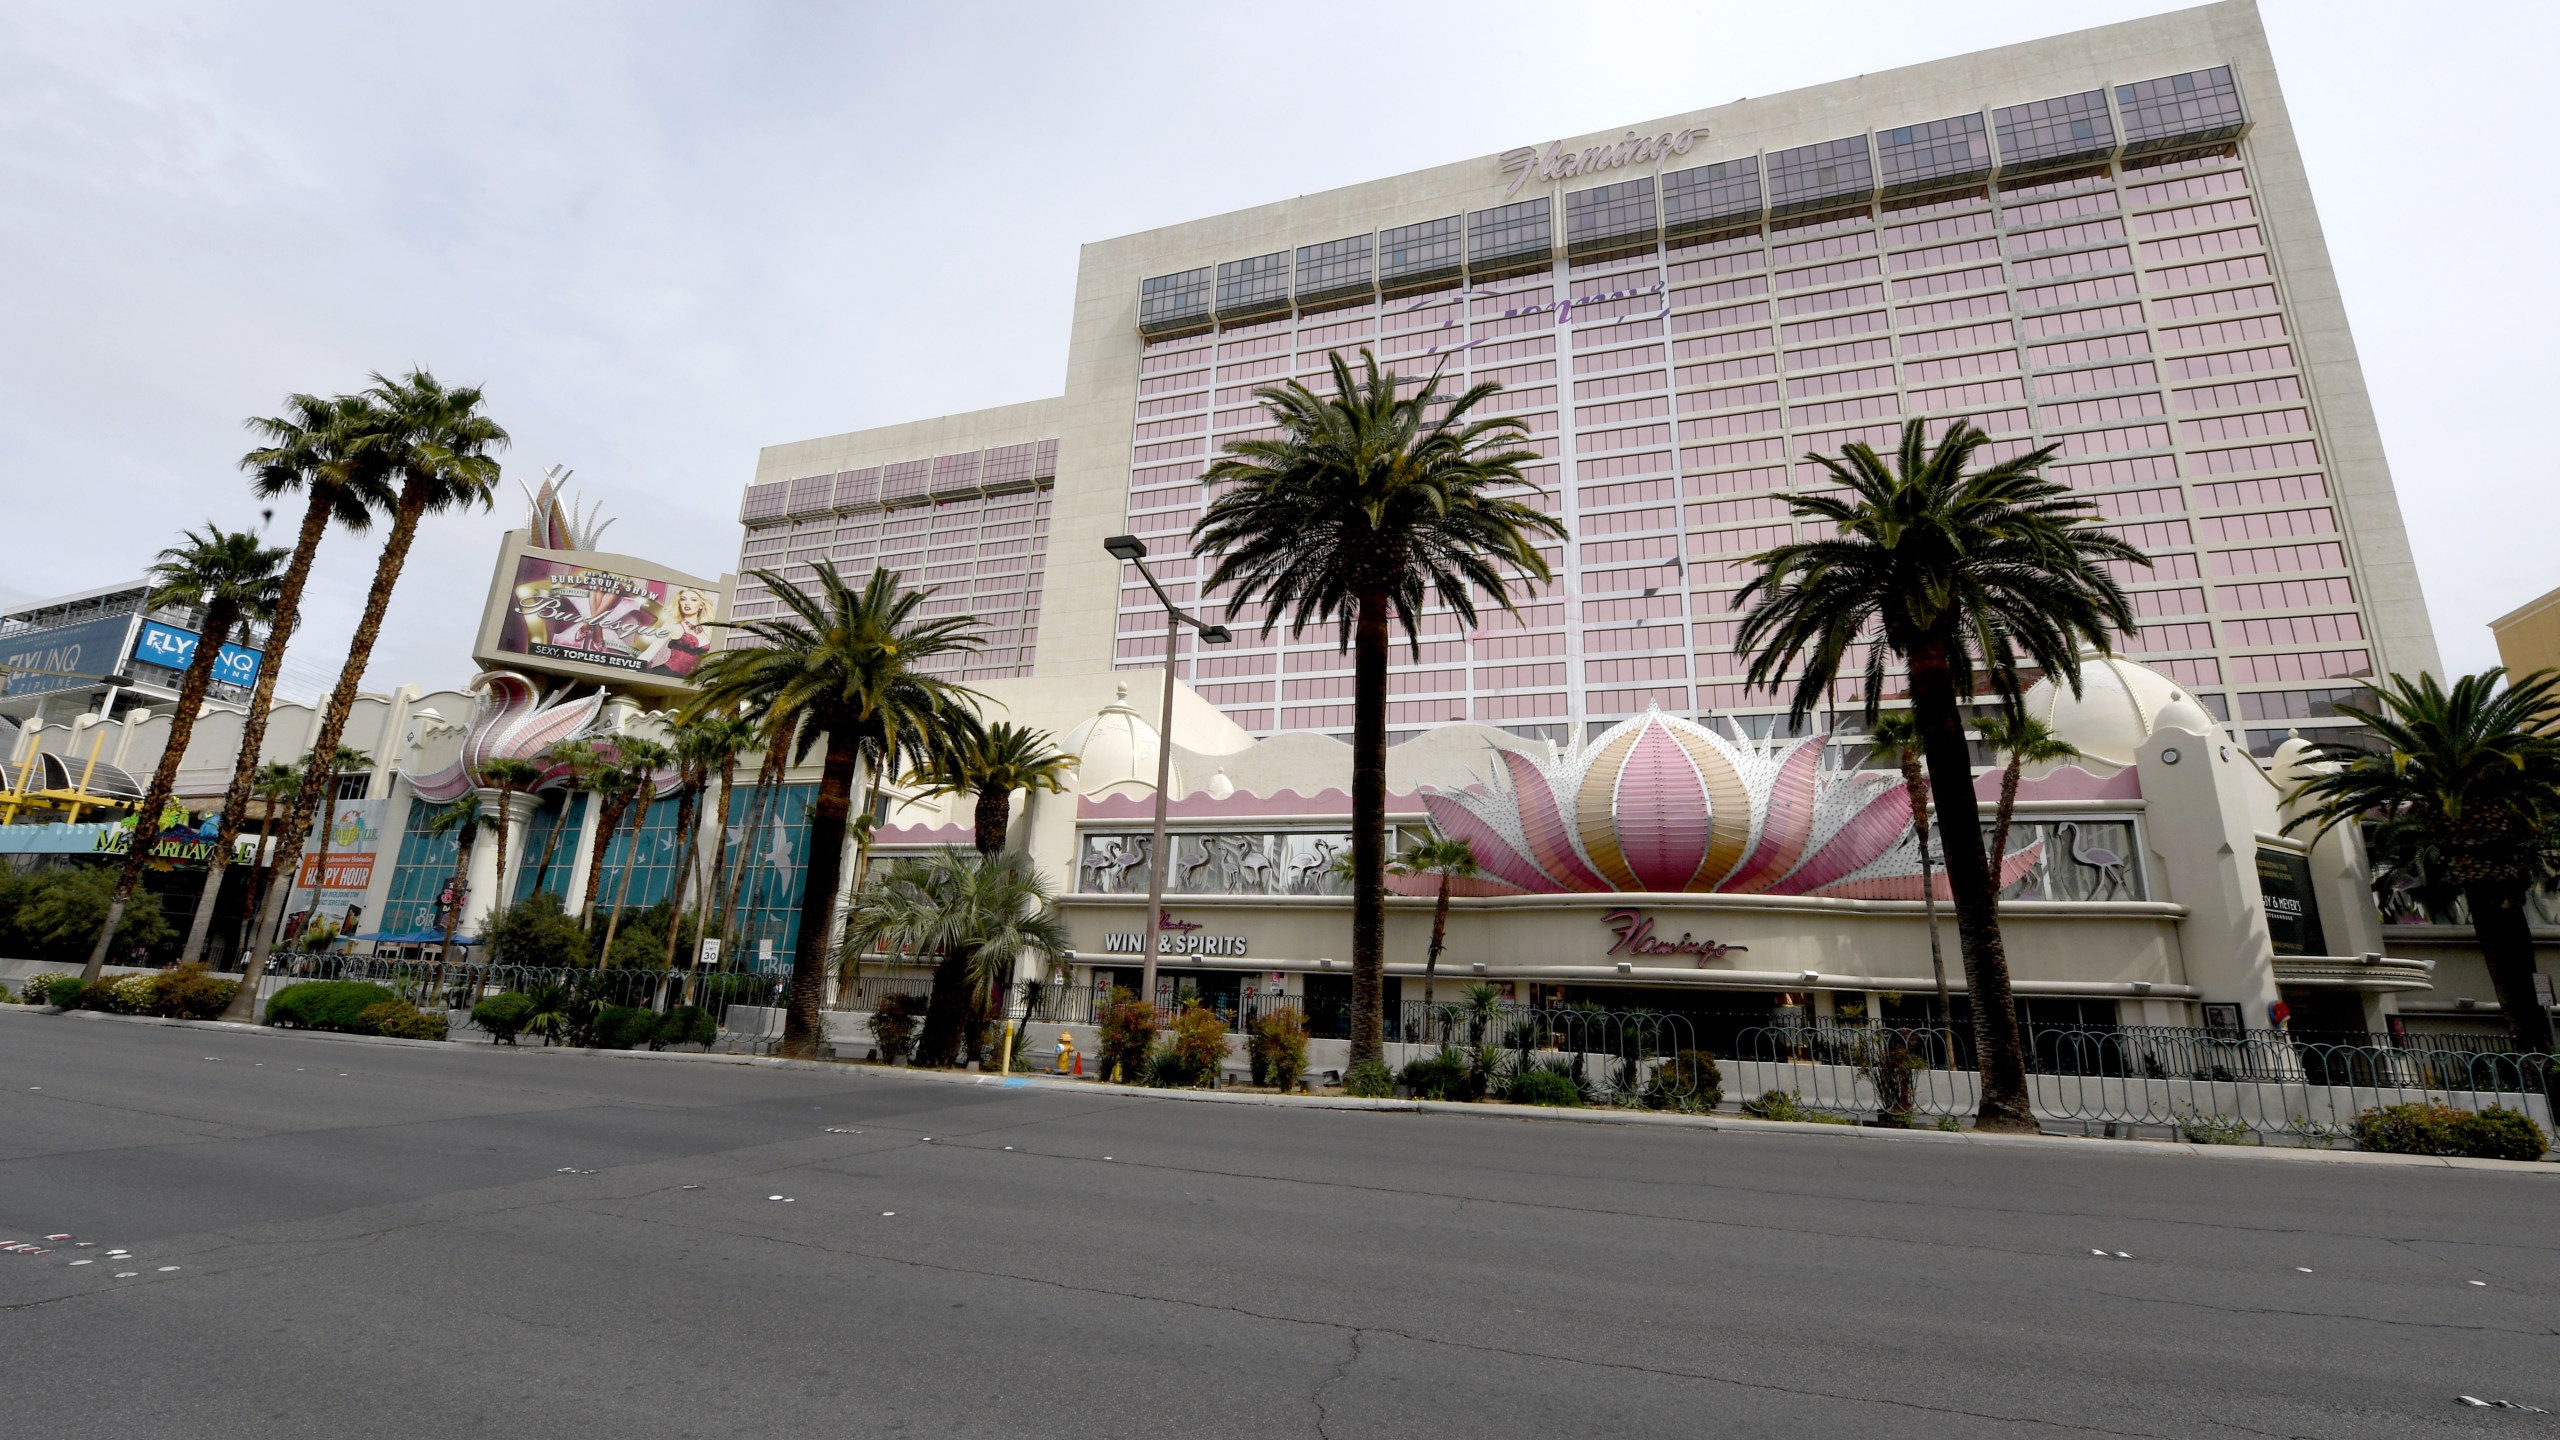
2018,649,2217,774
1058,682,1170,800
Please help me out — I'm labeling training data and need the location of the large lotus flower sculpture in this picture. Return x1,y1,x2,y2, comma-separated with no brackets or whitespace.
1412,708,2039,899
409,670,610,803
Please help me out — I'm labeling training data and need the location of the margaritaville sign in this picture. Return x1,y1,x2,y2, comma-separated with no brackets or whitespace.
1603,908,1748,965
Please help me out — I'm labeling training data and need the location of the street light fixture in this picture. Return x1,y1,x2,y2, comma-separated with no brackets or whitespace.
1103,535,1231,1011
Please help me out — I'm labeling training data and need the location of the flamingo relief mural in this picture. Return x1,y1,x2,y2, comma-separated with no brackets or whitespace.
1414,709,2043,900
408,670,673,803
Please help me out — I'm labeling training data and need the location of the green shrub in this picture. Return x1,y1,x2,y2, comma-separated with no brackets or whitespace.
653,1005,717,1050
18,973,80,1006
1742,1089,1853,1125
3,867,173,962
107,973,161,1014
480,893,591,969
2175,1108,2252,1145
75,978,120,1012
867,993,926,1063
1340,1060,1394,1098
356,1001,449,1041
265,980,399,1032
147,964,238,1020
471,992,535,1044
2352,1102,2548,1161
1400,1046,1478,1101
600,902,675,970
1505,1067,1583,1107
1097,988,1157,1083
1250,1007,1311,1092
1165,1004,1228,1086
1645,1050,1724,1113
591,1005,658,1051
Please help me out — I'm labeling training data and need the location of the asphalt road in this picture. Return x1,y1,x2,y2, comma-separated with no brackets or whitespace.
2,1012,2554,1439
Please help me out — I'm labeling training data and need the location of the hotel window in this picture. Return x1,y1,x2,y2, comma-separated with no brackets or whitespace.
1660,156,1766,237
1765,137,1876,217
1876,112,1992,197
1466,198,1552,279
1294,233,1374,309
740,482,787,524
1138,266,1214,336
1993,91,2116,173
2116,67,2247,155
1564,178,1659,257
1216,251,1292,322
1379,215,1463,294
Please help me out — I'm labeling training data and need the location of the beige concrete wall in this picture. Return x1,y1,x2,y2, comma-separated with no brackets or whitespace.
2490,586,2560,679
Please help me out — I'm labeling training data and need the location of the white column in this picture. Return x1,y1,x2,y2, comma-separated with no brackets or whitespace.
464,788,538,931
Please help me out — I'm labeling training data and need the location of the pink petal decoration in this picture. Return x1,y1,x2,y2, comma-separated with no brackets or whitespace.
1720,739,1827,893
1573,725,1645,890
1420,791,1560,894
1766,779,1909,896
1612,720,1713,892
1498,749,1611,891
1671,726,1757,889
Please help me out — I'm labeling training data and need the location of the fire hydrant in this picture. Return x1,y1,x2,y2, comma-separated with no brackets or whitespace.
1056,1029,1079,1076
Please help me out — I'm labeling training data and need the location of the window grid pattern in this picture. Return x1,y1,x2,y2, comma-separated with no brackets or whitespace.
1565,179,1660,256
1379,216,1463,293
1661,157,1764,236
1467,199,1554,275
1995,90,2118,172
1139,266,1214,335
2117,67,2247,153
1217,251,1293,320
1765,136,1876,217
1877,112,1992,197
1296,234,1375,307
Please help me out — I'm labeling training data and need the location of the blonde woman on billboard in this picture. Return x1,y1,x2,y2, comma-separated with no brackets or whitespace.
640,588,715,678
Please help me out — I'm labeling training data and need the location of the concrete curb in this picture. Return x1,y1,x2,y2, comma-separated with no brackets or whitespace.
11,1006,2552,1174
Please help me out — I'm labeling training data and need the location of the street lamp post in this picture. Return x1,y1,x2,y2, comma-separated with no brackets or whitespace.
1103,534,1230,1013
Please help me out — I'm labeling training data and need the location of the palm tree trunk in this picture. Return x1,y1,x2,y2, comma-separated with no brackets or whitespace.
834,767,884,1006
974,782,1007,854
1991,757,2024,883
492,780,519,908
87,597,239,981
916,945,974,1068
2466,885,2556,1056
1907,637,2034,1131
659,781,704,972
1349,590,1389,1070
582,791,629,918
1901,758,1951,1067
306,786,339,949
236,793,281,958
183,486,335,968
434,824,473,966
1424,876,1451,1010
227,485,431,1021
698,754,737,959
530,791,572,896
781,722,858,1059
599,788,653,963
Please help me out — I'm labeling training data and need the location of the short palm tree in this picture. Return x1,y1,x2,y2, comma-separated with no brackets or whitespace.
1867,710,1951,1049
595,734,675,962
2287,668,2560,1054
842,848,1068,1069
84,523,287,981
689,562,984,1058
1387,835,1478,1009
232,371,507,1019
1974,710,2082,880
180,393,392,967
478,756,548,907
421,793,492,965
661,713,754,970
236,760,304,958
1192,349,1563,1070
1736,418,2142,1131
527,739,601,897
909,719,1075,854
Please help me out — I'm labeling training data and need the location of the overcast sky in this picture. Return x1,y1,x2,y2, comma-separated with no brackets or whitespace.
4,0,2552,704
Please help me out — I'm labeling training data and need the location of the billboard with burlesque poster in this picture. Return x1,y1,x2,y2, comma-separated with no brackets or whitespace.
472,533,733,694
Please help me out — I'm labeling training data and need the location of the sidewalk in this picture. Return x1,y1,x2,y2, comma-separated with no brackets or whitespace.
11,1004,2553,1174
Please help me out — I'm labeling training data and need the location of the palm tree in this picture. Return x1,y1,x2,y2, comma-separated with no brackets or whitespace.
714,715,793,953
180,393,393,967
596,734,675,964
84,523,287,981
478,756,547,909
1974,711,2082,882
843,848,1069,1068
689,563,984,1058
527,739,600,898
1735,418,2142,1132
1868,711,1951,1055
908,719,1075,855
1387,835,1478,1010
658,714,751,972
235,760,303,959
1192,349,1562,1071
2287,669,2560,1055
420,794,489,965
229,371,507,1019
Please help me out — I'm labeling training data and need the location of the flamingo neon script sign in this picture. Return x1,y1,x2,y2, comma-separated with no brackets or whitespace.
1498,126,1708,199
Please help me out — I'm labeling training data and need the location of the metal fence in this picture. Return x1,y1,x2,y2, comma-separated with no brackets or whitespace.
248,954,788,1049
